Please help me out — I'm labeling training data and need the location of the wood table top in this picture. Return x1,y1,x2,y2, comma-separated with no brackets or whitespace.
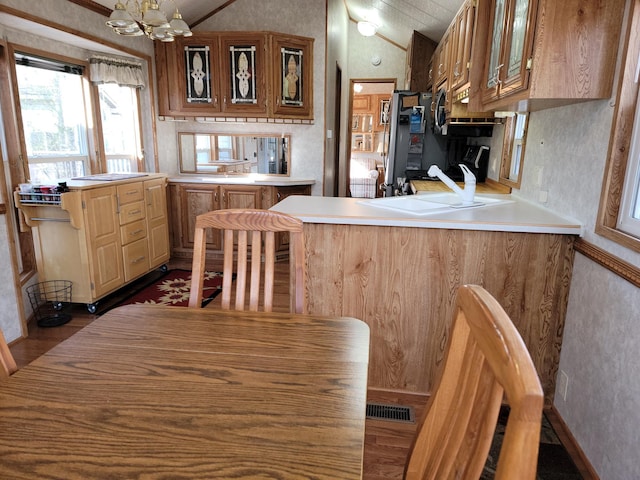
0,305,370,479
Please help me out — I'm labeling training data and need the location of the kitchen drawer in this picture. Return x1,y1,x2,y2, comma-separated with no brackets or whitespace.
119,200,145,225
117,182,144,205
122,237,149,281
120,219,147,246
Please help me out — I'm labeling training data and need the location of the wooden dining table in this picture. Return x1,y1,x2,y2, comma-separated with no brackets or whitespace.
0,305,370,479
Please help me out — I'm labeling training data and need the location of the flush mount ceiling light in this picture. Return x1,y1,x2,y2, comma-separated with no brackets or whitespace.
357,21,378,37
106,0,192,42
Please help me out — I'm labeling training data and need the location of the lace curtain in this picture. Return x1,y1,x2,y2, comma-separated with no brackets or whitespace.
89,55,146,88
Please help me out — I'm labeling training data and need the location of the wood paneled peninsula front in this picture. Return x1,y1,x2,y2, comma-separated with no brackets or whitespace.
272,194,581,405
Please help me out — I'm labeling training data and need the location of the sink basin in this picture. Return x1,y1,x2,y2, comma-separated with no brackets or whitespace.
358,193,512,216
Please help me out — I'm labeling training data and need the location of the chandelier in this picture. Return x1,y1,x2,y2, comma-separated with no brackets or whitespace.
106,0,192,42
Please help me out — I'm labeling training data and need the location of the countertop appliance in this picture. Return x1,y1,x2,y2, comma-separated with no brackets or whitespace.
383,91,447,196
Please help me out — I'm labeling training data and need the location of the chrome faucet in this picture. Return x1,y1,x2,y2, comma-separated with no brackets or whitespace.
427,164,476,205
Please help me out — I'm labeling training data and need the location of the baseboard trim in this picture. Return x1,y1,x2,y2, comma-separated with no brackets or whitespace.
545,405,600,480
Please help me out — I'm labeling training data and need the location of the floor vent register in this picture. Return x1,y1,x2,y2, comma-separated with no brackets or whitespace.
366,403,415,423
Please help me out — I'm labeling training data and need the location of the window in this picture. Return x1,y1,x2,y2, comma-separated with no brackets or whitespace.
15,54,89,183
499,112,528,189
597,0,640,251
97,83,142,173
195,134,236,164
617,91,640,238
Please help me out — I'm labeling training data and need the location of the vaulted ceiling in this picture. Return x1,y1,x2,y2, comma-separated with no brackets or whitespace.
82,0,463,48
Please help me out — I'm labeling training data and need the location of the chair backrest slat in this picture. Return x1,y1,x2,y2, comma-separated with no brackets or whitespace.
188,209,306,314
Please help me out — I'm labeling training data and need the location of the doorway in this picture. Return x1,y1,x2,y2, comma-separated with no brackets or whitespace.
346,79,395,198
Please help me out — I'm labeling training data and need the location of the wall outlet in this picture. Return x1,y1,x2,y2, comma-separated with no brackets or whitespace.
558,370,569,401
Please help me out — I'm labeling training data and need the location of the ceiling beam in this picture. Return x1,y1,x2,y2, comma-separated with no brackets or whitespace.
66,0,111,17
191,0,238,28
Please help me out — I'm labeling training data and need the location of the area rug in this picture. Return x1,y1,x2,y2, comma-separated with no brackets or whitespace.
481,406,583,479
119,269,224,308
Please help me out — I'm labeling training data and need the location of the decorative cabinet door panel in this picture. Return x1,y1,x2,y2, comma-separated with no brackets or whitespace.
173,34,222,115
220,33,267,115
481,0,537,104
179,184,221,250
144,178,170,268
82,186,124,298
450,0,475,92
221,185,263,209
271,34,313,119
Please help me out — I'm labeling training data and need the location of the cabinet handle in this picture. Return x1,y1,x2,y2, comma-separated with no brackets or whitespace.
132,256,146,264
126,190,138,196
495,63,504,85
454,60,461,77
129,209,142,216
277,192,281,201
116,195,120,213
130,229,144,236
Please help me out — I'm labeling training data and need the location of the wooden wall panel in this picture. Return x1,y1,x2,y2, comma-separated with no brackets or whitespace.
304,224,575,405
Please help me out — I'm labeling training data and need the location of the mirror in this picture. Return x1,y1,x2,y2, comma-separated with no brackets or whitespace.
499,112,528,189
179,133,291,175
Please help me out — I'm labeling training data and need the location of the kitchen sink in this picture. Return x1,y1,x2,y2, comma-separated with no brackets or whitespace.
358,193,512,216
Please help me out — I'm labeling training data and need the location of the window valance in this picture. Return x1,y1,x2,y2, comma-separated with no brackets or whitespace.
89,55,146,89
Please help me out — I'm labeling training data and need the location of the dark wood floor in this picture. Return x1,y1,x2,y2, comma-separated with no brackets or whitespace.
9,261,596,480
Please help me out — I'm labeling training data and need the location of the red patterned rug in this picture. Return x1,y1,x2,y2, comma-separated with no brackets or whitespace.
120,269,224,308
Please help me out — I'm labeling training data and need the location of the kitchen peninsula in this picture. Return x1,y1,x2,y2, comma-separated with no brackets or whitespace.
272,194,581,404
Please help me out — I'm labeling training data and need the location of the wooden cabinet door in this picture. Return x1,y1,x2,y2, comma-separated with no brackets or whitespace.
221,185,263,209
500,0,536,96
481,0,536,103
352,95,371,112
144,178,170,268
157,33,221,116
219,32,268,116
271,33,314,119
450,0,475,92
82,186,124,298
434,29,451,87
179,184,221,250
175,34,222,115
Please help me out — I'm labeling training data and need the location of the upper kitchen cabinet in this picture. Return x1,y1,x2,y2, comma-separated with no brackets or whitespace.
155,31,313,120
270,33,313,119
404,31,437,92
219,32,268,116
156,33,222,116
449,0,475,96
469,0,625,112
432,28,451,88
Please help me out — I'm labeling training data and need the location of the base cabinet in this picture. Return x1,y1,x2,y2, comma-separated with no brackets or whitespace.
15,175,169,308
168,182,311,259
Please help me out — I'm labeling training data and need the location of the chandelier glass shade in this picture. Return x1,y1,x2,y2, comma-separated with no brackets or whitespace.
106,0,192,42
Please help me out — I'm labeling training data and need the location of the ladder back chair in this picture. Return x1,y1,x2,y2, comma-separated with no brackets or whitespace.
188,209,306,313
0,328,18,380
404,284,544,480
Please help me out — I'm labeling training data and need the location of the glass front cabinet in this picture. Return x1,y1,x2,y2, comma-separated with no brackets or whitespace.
481,0,537,104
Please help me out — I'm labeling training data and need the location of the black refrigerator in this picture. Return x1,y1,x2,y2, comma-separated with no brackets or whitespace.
383,90,448,196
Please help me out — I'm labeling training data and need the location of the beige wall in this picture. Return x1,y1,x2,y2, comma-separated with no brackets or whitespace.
512,98,640,479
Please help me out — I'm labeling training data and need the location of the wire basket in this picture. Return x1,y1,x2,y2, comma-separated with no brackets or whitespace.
27,280,73,328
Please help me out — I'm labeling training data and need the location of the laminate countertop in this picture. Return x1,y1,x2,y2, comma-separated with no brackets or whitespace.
169,174,315,186
270,194,582,236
